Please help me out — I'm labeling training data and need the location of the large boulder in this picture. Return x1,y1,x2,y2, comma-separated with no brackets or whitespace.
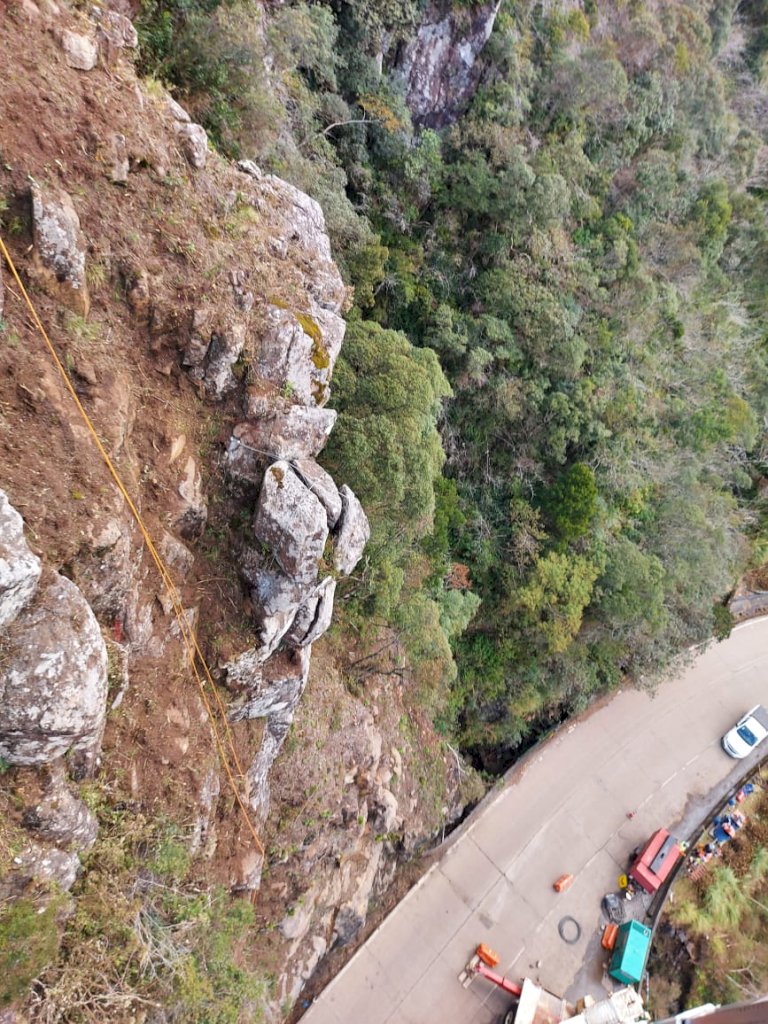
291,459,342,528
284,577,336,649
260,177,335,264
253,304,342,409
60,29,98,71
253,463,328,585
333,485,370,576
225,406,338,483
0,489,42,629
245,564,310,663
236,400,337,461
30,181,90,315
0,572,108,766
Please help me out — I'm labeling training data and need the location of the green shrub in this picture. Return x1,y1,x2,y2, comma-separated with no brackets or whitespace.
0,896,62,1006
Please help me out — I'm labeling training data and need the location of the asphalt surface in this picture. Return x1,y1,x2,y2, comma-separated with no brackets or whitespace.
303,617,768,1024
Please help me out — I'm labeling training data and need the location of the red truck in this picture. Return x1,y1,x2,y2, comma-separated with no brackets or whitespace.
629,828,682,894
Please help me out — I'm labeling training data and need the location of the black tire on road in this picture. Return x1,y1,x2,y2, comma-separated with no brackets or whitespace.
558,915,582,944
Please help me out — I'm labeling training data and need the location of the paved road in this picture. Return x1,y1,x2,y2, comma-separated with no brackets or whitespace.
304,617,768,1024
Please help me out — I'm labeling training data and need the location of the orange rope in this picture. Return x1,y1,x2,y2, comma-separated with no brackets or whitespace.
0,235,264,857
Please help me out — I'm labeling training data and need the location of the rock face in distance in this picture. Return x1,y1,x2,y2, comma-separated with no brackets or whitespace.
390,0,503,128
30,180,90,316
0,489,42,629
0,572,108,767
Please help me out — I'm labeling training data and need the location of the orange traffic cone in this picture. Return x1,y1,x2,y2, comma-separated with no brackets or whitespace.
553,874,574,893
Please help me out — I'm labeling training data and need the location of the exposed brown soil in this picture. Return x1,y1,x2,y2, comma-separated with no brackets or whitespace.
0,6,459,1015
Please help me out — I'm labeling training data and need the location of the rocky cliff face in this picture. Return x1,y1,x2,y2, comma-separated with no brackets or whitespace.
389,0,502,127
0,2,470,1019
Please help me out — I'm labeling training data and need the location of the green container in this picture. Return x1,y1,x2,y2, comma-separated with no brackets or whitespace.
608,920,651,985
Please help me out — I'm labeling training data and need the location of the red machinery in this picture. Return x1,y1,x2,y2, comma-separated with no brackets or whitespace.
629,828,681,894
460,952,522,997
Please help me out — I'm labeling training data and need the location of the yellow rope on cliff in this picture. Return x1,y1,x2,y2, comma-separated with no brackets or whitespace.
0,234,265,859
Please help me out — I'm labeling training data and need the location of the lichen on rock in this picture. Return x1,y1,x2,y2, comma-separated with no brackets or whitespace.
0,571,108,768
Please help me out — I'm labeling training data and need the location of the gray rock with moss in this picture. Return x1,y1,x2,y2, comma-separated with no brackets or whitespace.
22,762,98,851
253,304,339,408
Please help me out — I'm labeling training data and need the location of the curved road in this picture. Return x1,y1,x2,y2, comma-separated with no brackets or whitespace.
303,617,768,1024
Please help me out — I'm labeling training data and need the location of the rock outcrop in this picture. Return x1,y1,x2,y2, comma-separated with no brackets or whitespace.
0,495,110,894
30,180,90,316
21,762,98,851
0,489,42,629
0,493,108,769
333,485,371,576
61,29,99,71
389,0,503,127
0,3,453,1015
0,571,108,767
253,463,329,586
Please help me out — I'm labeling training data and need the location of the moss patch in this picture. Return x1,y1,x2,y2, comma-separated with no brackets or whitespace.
0,895,63,1007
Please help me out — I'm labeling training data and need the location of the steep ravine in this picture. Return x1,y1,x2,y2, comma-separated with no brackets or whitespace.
0,3,477,1020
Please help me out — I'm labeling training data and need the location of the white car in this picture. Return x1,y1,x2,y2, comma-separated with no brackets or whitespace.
722,705,768,759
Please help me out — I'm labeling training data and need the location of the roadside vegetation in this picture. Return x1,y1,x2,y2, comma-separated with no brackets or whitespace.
649,771,768,1014
135,0,768,769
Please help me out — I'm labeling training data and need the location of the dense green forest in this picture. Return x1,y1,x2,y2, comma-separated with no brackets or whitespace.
138,0,768,768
